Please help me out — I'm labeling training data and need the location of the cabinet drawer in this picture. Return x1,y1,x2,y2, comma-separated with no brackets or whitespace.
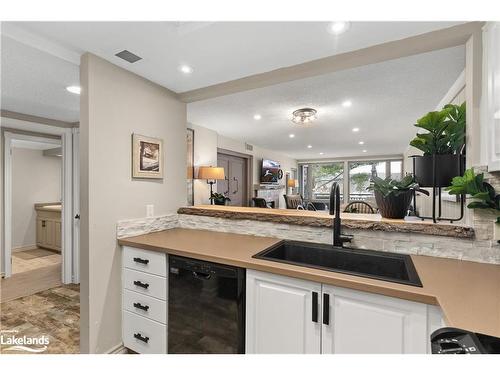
123,268,167,300
123,246,167,277
123,289,167,324
123,311,166,354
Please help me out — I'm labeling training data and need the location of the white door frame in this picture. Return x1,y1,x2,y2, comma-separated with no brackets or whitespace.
2,118,76,284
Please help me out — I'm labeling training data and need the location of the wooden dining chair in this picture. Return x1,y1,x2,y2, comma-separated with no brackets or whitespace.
343,201,375,214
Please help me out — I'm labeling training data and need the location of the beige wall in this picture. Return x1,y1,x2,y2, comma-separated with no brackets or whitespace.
188,123,218,205
80,53,187,353
12,148,61,249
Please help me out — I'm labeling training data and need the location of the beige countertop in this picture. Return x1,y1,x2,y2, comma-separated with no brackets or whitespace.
177,205,475,239
118,228,500,338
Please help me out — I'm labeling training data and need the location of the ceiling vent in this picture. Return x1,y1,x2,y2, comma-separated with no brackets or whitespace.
245,143,254,152
115,50,142,63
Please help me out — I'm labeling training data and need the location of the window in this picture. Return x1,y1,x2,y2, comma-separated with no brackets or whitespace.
299,158,403,205
300,162,344,202
348,160,402,202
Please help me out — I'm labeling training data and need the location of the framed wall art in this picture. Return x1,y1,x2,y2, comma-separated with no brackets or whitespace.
132,133,164,179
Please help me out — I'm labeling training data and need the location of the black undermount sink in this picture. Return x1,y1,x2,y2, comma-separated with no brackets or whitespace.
253,241,422,287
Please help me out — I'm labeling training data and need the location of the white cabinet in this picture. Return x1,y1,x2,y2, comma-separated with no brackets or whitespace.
322,285,427,354
122,246,168,354
246,270,444,354
483,22,500,171
246,270,321,354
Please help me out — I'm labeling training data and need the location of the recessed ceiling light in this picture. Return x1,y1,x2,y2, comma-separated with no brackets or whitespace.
495,109,500,119
179,65,193,74
342,100,352,108
358,141,365,145
362,150,367,153
66,86,81,95
253,114,262,120
289,134,295,138
329,21,351,35
352,127,360,132
307,145,313,149
319,152,324,155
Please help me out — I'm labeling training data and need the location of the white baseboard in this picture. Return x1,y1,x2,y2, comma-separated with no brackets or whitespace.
12,244,38,253
106,343,128,354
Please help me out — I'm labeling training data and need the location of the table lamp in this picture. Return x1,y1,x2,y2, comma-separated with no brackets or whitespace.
197,166,225,205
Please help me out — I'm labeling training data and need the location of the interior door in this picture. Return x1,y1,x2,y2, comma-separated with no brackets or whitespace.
217,153,247,206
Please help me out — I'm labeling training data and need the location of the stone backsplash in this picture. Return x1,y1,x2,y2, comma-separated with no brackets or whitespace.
116,211,500,265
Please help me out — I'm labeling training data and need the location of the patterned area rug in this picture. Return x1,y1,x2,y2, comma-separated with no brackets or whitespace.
0,284,80,354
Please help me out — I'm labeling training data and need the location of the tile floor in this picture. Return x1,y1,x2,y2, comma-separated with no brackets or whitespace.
12,248,61,274
0,284,80,354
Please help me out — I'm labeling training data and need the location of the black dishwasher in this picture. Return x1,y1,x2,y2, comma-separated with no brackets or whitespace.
168,255,245,354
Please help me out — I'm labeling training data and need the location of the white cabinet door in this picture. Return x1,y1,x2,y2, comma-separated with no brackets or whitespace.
322,285,428,354
246,270,321,354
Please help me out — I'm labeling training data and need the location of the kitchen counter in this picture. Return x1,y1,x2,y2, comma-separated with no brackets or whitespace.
177,205,475,239
118,228,500,338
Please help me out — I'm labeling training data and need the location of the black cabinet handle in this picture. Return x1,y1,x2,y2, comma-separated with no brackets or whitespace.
133,280,149,289
323,293,330,325
134,333,149,343
133,257,149,265
133,302,150,311
312,292,319,323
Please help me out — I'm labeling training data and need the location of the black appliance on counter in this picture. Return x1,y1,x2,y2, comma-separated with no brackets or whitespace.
168,255,245,354
431,327,500,354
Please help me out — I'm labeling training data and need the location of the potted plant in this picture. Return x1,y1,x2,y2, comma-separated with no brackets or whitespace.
367,175,429,219
445,168,500,240
409,102,466,187
211,192,231,206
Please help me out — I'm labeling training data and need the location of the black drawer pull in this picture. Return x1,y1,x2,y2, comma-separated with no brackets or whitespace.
133,280,149,289
133,302,150,311
323,293,330,325
134,333,149,343
133,257,149,265
312,292,319,323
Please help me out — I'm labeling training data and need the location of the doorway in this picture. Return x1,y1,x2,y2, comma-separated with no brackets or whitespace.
217,150,251,207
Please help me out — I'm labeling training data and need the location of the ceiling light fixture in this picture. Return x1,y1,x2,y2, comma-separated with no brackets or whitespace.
352,127,360,132
329,21,351,35
358,141,365,145
292,108,317,125
66,86,81,95
342,100,352,108
289,134,295,138
179,65,193,74
307,145,313,149
253,114,262,120
319,152,324,155
362,150,367,153
495,109,500,119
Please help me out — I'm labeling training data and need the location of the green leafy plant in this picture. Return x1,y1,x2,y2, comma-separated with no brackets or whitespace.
367,175,428,198
445,168,500,222
409,102,466,155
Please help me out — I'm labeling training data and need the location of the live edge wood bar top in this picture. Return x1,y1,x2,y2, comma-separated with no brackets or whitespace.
177,205,475,239
118,228,500,338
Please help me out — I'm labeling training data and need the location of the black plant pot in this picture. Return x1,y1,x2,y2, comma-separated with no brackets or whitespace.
214,199,227,206
413,154,463,188
374,190,413,219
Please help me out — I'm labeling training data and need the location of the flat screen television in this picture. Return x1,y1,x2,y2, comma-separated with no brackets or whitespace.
261,159,281,184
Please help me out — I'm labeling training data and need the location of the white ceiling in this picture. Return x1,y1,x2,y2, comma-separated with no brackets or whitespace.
188,46,465,160
4,21,462,93
1,35,80,122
